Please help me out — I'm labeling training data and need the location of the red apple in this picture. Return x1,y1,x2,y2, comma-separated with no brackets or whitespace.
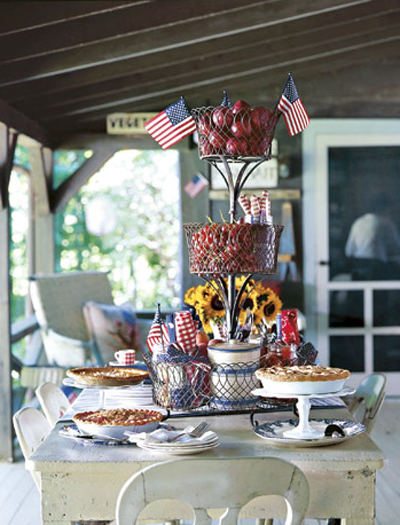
209,338,224,346
232,99,251,115
251,106,273,130
225,136,247,156
212,106,233,129
209,129,226,149
198,110,213,136
196,330,210,346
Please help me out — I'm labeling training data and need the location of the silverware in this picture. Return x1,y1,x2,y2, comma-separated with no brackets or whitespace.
165,421,209,443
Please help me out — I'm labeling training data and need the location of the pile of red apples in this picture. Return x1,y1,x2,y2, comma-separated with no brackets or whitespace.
197,99,277,157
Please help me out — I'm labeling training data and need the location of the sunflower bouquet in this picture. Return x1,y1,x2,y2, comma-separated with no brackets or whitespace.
184,277,282,337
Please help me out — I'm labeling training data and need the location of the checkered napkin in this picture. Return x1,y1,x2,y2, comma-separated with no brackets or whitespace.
281,309,300,345
174,311,197,354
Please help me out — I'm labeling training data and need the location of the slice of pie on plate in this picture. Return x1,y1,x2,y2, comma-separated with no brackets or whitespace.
255,365,350,395
66,366,149,387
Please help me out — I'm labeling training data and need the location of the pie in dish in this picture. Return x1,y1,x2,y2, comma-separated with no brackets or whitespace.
255,365,351,395
73,408,163,438
66,366,149,387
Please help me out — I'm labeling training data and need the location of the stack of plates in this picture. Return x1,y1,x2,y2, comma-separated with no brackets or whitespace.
134,430,219,455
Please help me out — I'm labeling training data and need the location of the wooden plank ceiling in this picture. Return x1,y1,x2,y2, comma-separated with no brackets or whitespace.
0,0,399,147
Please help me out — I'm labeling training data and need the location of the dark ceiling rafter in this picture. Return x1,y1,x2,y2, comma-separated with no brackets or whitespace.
0,0,371,88
28,19,400,121
0,0,398,145
4,0,395,107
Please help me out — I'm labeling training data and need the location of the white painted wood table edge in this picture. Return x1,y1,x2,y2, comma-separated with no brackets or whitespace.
26,392,385,525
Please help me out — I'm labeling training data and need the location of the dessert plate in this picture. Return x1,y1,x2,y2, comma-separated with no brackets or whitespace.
253,418,365,447
135,440,219,455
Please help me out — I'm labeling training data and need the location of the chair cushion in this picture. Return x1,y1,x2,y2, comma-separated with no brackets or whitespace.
83,301,142,365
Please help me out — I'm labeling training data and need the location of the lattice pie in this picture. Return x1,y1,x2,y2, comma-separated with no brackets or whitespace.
255,365,350,394
66,366,149,386
73,408,163,427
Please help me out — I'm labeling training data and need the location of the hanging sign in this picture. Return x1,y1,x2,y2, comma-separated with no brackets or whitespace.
107,113,156,135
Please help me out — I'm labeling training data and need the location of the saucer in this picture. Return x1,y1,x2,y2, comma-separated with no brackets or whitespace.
253,418,365,447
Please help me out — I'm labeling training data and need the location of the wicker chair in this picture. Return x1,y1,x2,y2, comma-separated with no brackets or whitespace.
30,271,114,368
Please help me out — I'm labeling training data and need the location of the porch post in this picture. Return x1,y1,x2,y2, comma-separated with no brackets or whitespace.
28,145,54,275
0,122,18,461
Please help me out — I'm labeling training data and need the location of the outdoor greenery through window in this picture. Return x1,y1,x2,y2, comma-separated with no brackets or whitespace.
54,149,181,310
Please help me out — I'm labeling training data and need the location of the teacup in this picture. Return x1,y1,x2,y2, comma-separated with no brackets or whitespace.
115,349,136,366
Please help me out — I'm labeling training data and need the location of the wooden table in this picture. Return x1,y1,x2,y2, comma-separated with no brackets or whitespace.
27,390,385,524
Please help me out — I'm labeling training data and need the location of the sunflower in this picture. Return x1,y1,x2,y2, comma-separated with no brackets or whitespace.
184,282,225,335
254,286,283,325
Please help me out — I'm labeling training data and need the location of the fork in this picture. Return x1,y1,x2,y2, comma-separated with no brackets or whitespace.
166,421,209,443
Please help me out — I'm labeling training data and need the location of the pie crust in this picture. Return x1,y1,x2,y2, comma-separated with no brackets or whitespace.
73,408,163,427
256,365,350,383
255,365,351,395
66,366,149,386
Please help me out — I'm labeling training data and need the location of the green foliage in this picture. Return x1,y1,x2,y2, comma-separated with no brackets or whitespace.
55,149,181,310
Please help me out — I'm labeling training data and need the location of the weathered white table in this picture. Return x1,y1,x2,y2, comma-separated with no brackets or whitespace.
27,390,385,524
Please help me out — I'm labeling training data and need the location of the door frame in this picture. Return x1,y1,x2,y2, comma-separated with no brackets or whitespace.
302,119,400,394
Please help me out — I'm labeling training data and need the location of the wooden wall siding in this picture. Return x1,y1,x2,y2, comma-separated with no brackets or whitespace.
0,123,18,461
0,1,397,144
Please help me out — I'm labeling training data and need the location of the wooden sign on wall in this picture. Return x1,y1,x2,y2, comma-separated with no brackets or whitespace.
107,113,156,135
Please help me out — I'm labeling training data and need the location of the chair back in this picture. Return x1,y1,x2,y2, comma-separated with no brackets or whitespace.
30,270,114,366
36,381,71,427
30,271,114,340
347,373,387,433
116,457,309,525
13,407,52,488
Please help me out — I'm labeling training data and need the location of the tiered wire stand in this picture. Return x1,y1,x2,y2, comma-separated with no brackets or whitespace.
148,106,284,412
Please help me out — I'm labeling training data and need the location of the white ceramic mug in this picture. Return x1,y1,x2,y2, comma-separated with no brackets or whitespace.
114,349,136,365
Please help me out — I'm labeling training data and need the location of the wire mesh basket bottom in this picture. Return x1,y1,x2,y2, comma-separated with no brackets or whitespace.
183,222,283,275
191,106,279,160
144,354,261,411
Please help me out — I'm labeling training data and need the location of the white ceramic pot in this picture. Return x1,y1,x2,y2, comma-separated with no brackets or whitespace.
210,365,258,401
207,341,261,365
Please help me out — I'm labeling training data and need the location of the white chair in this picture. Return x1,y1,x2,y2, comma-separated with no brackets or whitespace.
116,457,309,525
30,270,114,367
346,373,387,434
12,407,52,488
36,381,71,427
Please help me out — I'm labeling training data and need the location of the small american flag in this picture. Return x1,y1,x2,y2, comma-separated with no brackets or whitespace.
277,73,309,136
221,90,232,108
146,305,167,355
145,97,197,149
184,173,209,198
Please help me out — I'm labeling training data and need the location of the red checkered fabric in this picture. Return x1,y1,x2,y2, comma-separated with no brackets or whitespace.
175,311,197,354
281,309,300,345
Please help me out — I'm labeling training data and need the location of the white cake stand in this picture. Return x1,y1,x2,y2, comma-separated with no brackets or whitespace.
251,386,355,439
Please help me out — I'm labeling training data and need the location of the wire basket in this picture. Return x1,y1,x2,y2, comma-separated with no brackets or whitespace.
144,353,263,411
191,106,279,160
183,222,283,275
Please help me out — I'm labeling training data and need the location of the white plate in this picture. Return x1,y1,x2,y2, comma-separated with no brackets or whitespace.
253,418,365,447
140,432,219,448
136,441,219,455
251,386,355,399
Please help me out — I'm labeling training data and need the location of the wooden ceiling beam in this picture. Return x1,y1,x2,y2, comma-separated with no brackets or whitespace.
0,0,371,87
50,39,398,132
0,0,248,63
50,147,118,213
1,0,395,104
0,99,49,146
26,16,400,120
0,2,133,35
38,31,399,122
